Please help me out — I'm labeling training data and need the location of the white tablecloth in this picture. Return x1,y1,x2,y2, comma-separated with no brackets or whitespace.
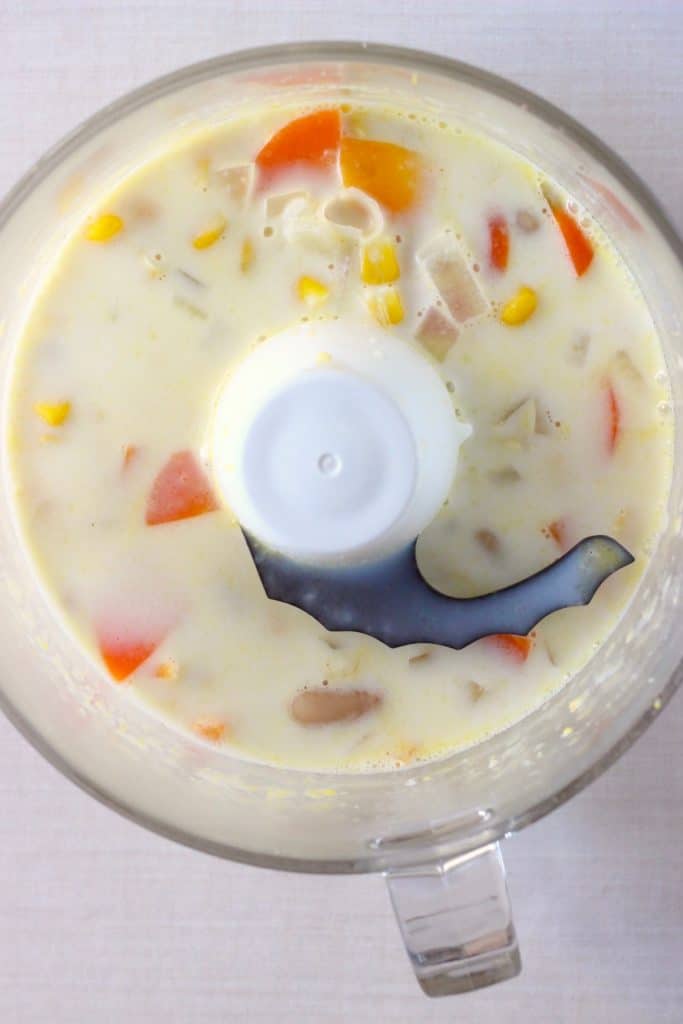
1,2,681,1021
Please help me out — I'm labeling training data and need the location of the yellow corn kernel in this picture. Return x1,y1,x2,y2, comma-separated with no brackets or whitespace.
85,213,124,243
501,285,538,326
361,239,400,285
34,401,71,427
240,238,254,272
297,275,329,307
192,216,227,250
368,287,404,327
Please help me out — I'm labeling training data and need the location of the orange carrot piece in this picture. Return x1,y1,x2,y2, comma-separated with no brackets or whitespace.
487,634,533,663
489,214,510,271
146,450,218,526
193,719,228,742
548,519,569,550
256,110,341,177
99,635,160,682
549,204,594,276
605,381,621,455
122,444,138,470
340,137,420,214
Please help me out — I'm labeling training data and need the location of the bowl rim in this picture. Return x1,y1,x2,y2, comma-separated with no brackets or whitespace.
1,40,681,874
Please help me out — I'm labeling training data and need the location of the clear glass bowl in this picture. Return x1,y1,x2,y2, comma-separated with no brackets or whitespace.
0,43,681,996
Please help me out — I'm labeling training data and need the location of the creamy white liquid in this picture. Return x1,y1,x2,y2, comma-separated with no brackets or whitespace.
6,104,673,770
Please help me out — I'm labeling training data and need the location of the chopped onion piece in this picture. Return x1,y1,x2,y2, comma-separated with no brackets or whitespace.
320,187,383,239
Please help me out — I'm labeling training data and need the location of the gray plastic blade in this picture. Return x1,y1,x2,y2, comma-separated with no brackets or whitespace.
243,533,634,650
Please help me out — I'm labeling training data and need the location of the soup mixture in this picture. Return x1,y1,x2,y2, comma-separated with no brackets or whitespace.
5,104,672,770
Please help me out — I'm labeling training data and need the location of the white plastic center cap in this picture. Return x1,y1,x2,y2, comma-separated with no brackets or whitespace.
210,319,471,564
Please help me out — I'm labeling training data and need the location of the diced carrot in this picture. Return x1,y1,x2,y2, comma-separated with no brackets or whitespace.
489,214,510,271
604,381,621,455
486,634,533,663
256,110,341,178
549,204,594,276
548,518,569,550
146,450,218,526
340,137,420,214
99,634,160,682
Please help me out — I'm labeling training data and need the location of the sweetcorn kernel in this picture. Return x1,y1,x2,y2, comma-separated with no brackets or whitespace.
240,238,254,272
361,239,400,285
85,213,124,243
368,286,404,326
192,216,227,250
297,275,329,307
34,401,71,427
501,285,538,326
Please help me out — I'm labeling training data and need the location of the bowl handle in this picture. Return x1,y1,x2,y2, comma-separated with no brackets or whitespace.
385,842,521,996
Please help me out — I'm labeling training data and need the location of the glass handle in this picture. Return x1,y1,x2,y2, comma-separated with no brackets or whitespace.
385,842,521,997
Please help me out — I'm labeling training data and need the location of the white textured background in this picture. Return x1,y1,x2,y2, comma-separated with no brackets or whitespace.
0,2,682,1021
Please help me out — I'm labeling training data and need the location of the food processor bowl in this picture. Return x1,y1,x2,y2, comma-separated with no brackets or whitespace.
0,43,681,996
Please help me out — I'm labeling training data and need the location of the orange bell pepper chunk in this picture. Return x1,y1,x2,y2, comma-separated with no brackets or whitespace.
549,204,594,276
487,634,533,663
488,214,510,271
256,109,341,178
340,137,420,213
146,450,218,526
604,381,621,455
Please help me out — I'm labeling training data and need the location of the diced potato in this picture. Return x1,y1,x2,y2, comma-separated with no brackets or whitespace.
468,681,486,703
214,163,254,204
290,687,381,725
282,197,336,251
361,238,400,285
368,286,404,327
192,215,227,250
34,401,71,427
488,466,521,485
474,528,500,554
172,269,207,318
297,275,329,307
611,349,643,384
85,213,124,243
496,397,537,444
416,306,459,361
515,209,540,233
420,238,488,322
501,285,537,326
